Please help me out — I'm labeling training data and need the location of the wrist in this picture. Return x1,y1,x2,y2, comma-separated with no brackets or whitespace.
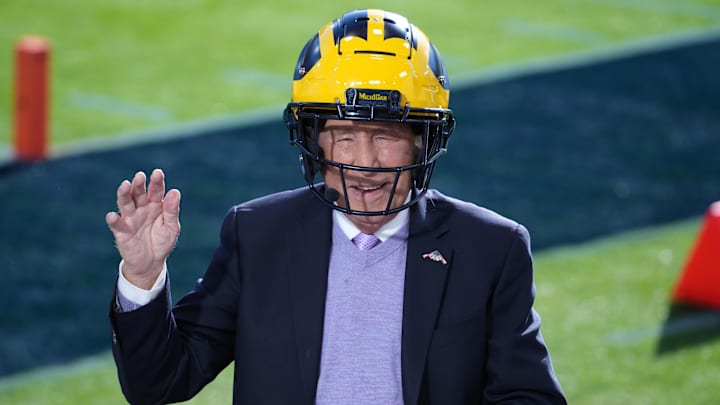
120,260,165,290
117,261,167,309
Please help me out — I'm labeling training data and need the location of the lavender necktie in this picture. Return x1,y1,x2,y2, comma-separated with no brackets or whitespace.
352,233,381,251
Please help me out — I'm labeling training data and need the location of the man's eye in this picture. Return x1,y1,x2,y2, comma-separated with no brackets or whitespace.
374,135,395,143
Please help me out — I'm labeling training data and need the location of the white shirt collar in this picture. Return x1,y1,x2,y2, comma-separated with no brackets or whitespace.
333,193,411,242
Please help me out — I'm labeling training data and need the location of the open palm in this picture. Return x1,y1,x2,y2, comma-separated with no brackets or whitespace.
106,169,181,289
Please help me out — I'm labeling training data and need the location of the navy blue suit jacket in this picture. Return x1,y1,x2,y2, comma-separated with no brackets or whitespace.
110,187,566,404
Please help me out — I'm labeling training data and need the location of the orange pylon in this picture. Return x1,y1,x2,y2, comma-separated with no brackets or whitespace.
671,201,720,309
13,36,50,161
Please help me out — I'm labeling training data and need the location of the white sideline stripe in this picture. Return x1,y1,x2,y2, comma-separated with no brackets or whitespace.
502,20,605,44
451,25,720,88
7,24,719,162
50,106,281,159
608,312,720,345
67,92,173,122
0,144,11,162
0,116,9,161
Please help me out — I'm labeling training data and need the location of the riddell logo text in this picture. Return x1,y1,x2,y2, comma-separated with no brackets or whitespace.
358,92,388,101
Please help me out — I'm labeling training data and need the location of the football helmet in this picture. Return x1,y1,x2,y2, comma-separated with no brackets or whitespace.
284,9,455,216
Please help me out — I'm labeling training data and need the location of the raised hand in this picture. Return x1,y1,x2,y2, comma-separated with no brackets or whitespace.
106,169,181,290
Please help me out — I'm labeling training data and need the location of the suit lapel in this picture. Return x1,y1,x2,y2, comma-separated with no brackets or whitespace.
402,194,453,405
286,194,333,404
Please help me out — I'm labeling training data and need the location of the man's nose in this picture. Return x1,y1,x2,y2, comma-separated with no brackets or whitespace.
353,138,380,169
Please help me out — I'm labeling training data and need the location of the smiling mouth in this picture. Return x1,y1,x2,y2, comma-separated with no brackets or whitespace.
351,184,385,192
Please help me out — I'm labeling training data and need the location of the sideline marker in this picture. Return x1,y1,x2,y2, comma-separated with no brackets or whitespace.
13,36,50,161
671,201,720,310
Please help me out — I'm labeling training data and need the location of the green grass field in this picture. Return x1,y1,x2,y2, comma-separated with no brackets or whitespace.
2,1,720,403
1,219,717,404
2,0,720,148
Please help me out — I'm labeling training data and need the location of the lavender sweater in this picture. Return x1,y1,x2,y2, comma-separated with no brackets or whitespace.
315,219,409,404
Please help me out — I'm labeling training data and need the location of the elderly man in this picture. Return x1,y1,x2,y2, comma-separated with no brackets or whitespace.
107,9,566,404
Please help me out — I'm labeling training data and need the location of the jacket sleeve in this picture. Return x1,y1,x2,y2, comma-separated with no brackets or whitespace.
109,207,241,405
483,224,567,404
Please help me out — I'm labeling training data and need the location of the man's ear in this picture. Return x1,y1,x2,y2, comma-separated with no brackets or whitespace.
414,134,424,161
414,134,423,150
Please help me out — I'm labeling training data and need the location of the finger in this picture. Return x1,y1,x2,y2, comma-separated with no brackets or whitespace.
147,168,166,203
116,180,135,216
162,188,182,233
131,171,149,207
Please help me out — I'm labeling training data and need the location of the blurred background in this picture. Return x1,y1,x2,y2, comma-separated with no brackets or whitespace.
1,0,719,403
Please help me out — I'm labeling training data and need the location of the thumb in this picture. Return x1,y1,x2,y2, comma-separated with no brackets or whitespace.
105,211,119,226
105,211,126,233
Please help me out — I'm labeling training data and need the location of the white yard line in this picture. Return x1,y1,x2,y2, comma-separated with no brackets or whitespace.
67,91,174,122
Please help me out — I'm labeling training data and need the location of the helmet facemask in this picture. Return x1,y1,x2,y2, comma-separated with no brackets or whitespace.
284,100,454,216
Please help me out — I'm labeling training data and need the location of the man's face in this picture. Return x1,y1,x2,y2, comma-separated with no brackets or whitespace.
317,119,417,233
